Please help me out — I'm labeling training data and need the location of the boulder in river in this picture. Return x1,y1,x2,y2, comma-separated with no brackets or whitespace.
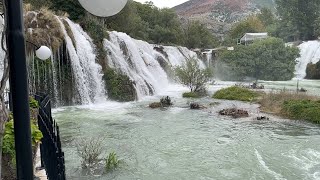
256,116,270,120
190,102,206,110
149,96,173,109
149,102,162,109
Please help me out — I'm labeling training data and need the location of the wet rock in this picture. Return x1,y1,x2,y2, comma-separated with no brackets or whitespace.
209,102,220,106
219,108,249,118
149,102,162,109
256,116,270,120
299,88,307,92
160,96,173,107
190,102,207,110
149,96,173,109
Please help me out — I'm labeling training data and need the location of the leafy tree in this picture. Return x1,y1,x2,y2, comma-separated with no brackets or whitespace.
220,37,300,81
184,21,219,49
275,0,320,41
175,57,212,92
257,8,275,27
228,16,265,40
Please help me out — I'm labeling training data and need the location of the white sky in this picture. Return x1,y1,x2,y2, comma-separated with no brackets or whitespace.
133,0,189,8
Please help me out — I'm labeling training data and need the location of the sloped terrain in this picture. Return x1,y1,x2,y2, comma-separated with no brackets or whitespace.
174,0,275,37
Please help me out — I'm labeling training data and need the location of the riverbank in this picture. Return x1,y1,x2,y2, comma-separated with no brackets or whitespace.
212,85,320,123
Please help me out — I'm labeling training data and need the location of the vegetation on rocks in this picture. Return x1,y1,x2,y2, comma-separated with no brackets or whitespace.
182,92,201,98
213,86,259,102
2,97,43,179
103,69,136,102
24,8,64,51
306,61,320,79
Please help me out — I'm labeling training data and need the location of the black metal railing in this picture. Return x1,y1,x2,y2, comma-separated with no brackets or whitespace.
35,93,66,180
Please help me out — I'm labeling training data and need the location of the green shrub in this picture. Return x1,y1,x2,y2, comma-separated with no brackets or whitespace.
183,92,200,98
105,152,119,172
29,97,39,109
103,69,137,102
212,86,259,102
282,100,320,123
2,119,43,164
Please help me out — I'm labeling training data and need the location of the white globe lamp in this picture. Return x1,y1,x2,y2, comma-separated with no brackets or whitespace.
35,46,52,60
78,0,128,17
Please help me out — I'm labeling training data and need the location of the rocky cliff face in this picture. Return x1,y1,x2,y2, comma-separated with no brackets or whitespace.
174,0,275,38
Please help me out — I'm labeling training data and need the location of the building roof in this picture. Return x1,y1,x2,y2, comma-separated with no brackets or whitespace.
240,33,268,42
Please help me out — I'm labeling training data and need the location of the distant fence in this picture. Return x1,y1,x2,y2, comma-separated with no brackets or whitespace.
35,93,66,180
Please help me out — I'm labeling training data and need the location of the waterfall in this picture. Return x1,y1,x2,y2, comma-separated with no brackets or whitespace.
58,18,106,104
295,41,320,79
23,14,208,104
104,32,169,99
104,31,205,99
163,46,206,68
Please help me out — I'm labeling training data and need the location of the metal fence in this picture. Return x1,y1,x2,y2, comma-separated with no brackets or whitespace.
35,93,66,180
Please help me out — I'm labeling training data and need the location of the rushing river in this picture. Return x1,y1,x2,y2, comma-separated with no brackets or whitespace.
54,81,320,180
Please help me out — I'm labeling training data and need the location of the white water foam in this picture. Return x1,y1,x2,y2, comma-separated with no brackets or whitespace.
285,149,320,180
255,149,286,180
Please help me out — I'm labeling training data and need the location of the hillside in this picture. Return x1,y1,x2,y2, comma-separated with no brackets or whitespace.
174,0,275,38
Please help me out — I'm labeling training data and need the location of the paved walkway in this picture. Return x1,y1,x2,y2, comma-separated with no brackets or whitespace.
34,148,47,180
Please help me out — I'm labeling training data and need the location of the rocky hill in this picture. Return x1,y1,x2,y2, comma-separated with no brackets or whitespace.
174,0,275,38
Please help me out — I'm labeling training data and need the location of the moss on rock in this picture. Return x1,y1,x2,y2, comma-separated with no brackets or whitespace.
103,69,137,102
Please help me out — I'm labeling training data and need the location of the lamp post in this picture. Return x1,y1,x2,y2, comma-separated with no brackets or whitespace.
5,0,52,179
6,0,34,179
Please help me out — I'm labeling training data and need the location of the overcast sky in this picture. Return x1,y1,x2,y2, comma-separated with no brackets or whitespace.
133,0,189,8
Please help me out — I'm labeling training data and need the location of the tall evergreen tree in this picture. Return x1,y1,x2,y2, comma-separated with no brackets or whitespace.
276,0,320,41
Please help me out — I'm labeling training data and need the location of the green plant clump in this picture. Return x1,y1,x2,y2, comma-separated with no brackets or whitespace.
103,69,137,102
105,152,119,172
182,92,200,98
29,97,39,109
282,100,320,123
213,86,259,102
2,119,43,164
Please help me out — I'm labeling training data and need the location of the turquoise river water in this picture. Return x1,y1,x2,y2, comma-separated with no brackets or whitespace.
53,80,320,180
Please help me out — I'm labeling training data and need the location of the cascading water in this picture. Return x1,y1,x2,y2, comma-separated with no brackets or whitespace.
23,13,208,105
59,18,106,104
104,31,206,99
295,41,320,79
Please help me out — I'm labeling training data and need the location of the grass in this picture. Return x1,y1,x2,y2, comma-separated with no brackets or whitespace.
282,100,320,123
259,90,320,123
183,92,200,98
213,87,320,123
212,86,259,102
